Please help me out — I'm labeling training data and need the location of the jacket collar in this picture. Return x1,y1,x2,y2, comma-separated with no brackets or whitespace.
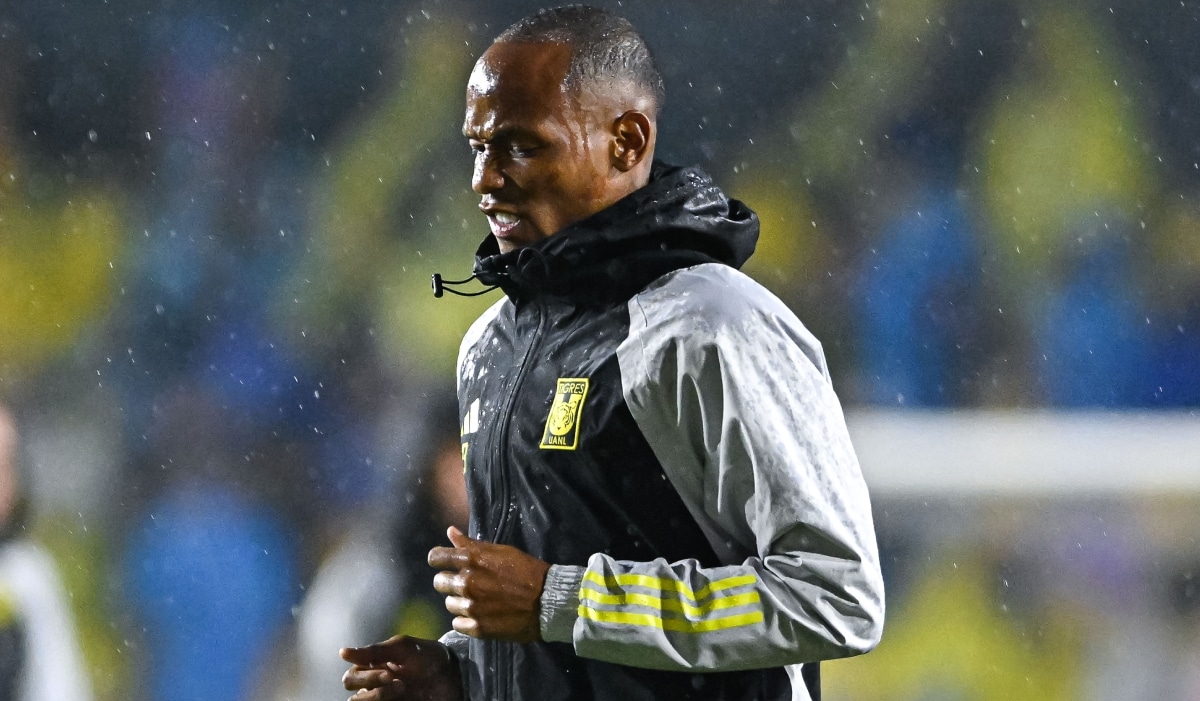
472,161,759,304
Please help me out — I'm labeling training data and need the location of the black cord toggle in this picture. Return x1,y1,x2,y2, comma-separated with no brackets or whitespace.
432,272,499,298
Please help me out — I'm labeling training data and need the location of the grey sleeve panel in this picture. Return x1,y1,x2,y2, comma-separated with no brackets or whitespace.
552,264,885,678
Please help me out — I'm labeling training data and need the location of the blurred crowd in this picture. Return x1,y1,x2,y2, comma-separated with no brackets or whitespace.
0,0,1198,699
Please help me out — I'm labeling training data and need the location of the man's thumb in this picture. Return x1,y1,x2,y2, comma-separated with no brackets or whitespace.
447,525,472,547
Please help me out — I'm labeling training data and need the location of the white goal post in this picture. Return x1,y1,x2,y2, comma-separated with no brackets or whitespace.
845,410,1200,495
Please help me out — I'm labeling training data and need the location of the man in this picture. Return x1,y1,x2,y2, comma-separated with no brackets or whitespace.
343,7,884,701
0,402,94,701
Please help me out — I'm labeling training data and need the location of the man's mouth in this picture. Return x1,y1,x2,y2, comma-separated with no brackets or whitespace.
488,211,522,237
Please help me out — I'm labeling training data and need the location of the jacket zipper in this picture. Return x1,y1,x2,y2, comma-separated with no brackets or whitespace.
489,298,545,544
487,299,545,701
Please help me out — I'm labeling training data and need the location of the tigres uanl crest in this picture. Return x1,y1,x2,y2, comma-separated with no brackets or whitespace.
540,378,589,450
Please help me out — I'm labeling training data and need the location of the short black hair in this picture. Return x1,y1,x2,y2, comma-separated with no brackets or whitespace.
495,5,665,114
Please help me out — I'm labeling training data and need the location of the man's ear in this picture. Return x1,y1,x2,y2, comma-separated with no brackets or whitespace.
611,110,654,172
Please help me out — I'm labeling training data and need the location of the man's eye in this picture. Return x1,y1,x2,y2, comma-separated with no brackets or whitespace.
511,146,536,158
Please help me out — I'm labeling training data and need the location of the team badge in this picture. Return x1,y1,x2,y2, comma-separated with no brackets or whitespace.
540,378,590,450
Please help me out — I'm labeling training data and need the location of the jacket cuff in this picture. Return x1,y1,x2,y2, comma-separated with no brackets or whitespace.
539,564,583,643
437,631,471,697
438,630,470,659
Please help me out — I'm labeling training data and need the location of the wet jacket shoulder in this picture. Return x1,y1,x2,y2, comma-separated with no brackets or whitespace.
449,162,883,701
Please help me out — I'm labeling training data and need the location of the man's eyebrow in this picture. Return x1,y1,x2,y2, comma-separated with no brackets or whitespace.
463,125,537,142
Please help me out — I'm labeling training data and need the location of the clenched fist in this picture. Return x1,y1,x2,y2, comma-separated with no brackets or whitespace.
428,526,552,642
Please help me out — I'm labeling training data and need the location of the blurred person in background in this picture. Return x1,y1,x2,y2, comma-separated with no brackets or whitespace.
852,119,984,407
972,5,1159,406
342,7,883,701
0,401,93,701
291,393,466,701
111,13,304,440
118,388,299,701
1032,211,1154,406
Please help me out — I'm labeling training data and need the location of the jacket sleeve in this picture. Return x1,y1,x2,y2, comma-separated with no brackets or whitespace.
538,265,885,672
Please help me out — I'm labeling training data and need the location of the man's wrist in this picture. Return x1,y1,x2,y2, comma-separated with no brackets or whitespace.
539,564,584,643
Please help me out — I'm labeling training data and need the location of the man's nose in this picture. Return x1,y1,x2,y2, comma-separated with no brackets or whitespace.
472,152,504,194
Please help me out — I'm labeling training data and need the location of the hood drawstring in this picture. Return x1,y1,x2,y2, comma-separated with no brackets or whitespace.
434,246,552,299
431,272,498,298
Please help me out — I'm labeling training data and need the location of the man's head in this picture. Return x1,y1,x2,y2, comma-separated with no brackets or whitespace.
464,6,663,253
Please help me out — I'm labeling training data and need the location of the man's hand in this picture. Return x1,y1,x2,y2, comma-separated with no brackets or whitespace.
429,526,552,642
340,636,461,701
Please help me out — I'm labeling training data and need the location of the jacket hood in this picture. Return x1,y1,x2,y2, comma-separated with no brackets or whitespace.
472,161,759,303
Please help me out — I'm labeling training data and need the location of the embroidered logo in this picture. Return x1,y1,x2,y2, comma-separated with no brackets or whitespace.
540,378,590,450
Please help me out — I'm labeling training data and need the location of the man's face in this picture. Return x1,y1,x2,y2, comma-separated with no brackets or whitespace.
463,41,619,253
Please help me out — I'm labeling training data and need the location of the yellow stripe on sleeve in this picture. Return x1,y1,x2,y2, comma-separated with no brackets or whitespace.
581,570,757,604
577,607,765,633
579,588,761,619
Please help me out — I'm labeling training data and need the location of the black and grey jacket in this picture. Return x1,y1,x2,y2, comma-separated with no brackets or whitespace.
444,163,884,701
